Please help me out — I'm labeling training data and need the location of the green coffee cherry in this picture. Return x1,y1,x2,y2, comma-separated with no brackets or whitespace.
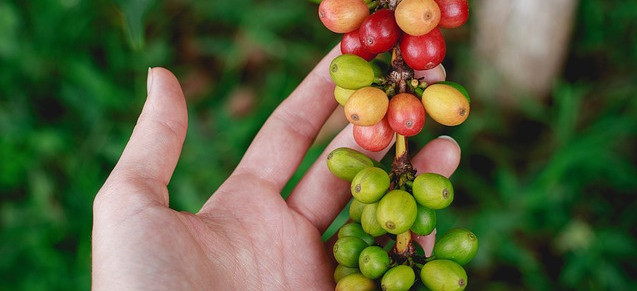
410,205,436,236
327,147,374,181
371,59,389,78
330,54,374,90
335,86,357,106
351,167,390,203
338,222,375,245
334,265,360,283
412,173,454,209
420,260,467,291
358,246,390,279
376,190,417,234
336,273,377,291
333,236,368,267
381,265,415,291
361,203,387,237
433,228,478,265
349,199,368,223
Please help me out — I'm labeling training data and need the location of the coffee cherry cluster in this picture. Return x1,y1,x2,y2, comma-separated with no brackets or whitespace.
319,0,468,69
320,0,470,152
318,1,476,290
327,148,478,291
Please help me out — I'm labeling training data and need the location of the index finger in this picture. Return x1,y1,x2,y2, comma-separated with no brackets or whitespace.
203,45,342,209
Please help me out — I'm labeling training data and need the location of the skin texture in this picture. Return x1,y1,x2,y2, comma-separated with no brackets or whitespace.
92,46,460,290
414,64,446,85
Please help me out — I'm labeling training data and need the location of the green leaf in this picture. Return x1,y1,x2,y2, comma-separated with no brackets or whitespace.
115,0,155,51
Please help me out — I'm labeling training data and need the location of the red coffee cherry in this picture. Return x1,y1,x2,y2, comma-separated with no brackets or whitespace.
359,9,402,54
435,0,469,28
399,28,446,70
342,29,378,61
353,117,394,152
387,93,425,137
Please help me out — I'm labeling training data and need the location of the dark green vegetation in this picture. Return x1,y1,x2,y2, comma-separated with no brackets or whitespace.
0,0,635,290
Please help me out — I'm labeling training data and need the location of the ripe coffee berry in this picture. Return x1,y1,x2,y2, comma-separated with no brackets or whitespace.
359,9,401,54
353,116,394,152
435,0,469,28
342,29,377,61
318,0,369,33
399,28,446,70
387,93,426,137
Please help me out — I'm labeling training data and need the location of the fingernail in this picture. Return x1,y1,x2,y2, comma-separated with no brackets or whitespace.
437,135,460,152
439,63,447,79
147,67,154,95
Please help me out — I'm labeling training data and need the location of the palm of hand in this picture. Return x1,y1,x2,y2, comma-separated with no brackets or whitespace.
93,175,332,290
92,53,456,290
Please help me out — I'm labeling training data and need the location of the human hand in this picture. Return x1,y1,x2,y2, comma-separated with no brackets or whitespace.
92,46,459,290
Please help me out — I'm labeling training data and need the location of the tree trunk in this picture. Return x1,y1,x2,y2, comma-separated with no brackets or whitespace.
472,0,579,103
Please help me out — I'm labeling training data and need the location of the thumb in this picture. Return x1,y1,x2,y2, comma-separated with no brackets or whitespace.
108,67,188,205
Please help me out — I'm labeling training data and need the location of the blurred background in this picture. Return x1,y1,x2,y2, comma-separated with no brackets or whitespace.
0,0,635,290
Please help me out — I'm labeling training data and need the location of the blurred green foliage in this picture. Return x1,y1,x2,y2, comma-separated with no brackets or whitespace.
0,0,635,290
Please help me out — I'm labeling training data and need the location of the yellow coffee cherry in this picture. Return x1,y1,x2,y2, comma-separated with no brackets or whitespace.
334,86,356,106
421,84,470,126
344,87,389,126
